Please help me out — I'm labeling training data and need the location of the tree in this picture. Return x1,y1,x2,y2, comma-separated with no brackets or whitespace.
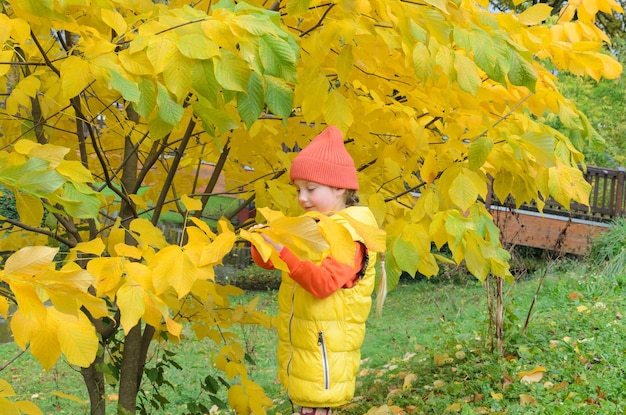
0,0,622,414
549,37,626,167
490,0,626,56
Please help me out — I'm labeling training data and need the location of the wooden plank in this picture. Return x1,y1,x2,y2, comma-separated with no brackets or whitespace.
489,208,610,255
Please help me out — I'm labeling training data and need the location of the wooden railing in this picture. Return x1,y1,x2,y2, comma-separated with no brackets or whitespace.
489,165,626,223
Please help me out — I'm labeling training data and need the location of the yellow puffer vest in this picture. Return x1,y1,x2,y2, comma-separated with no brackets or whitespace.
276,206,378,407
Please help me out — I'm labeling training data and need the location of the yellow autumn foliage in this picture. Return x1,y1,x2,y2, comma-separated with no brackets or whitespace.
0,0,622,413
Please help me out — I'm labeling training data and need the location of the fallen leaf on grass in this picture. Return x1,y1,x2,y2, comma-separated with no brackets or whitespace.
403,373,417,390
490,391,503,400
568,292,584,300
50,391,86,404
576,305,589,313
519,366,546,384
433,379,446,388
445,402,462,412
501,374,514,390
387,388,402,399
434,353,453,366
519,394,537,406
365,404,393,414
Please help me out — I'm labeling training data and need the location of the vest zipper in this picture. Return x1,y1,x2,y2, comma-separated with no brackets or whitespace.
317,330,330,390
286,284,297,386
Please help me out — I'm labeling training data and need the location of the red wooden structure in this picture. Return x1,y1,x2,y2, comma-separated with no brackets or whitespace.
487,165,625,255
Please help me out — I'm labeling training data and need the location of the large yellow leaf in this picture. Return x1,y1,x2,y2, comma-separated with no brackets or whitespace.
15,192,43,227
51,308,98,368
0,398,19,415
323,89,353,133
198,230,236,267
166,317,182,338
0,296,8,319
0,379,16,397
0,51,14,77
30,314,61,371
464,234,490,281
448,168,485,212
315,214,357,265
518,4,553,25
181,194,202,212
117,281,146,334
3,246,58,279
163,51,193,100
106,224,127,258
8,282,46,321
421,150,440,184
60,56,92,101
146,36,177,74
239,228,273,262
189,217,217,239
152,245,198,298
298,67,327,123
258,214,330,263
55,160,94,183
336,211,387,252
100,8,127,35
130,218,168,249
119,50,155,75
35,268,94,292
26,143,70,168
72,238,106,256
15,400,45,415
87,257,125,298
599,53,623,79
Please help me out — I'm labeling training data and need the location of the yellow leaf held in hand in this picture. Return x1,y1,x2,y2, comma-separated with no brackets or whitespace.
519,366,546,383
336,211,387,252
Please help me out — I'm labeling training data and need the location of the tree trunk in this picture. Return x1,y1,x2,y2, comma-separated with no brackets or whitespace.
81,353,106,415
117,325,143,414
495,277,503,355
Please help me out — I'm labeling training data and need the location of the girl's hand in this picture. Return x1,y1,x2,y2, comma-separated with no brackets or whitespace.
261,233,284,253
250,223,284,252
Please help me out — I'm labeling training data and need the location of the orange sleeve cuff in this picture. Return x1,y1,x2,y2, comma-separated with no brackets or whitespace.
251,245,275,270
279,243,365,299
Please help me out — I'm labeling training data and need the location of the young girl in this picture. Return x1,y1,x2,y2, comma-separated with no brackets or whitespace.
251,126,382,415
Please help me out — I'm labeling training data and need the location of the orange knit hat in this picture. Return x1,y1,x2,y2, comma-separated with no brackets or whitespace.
290,126,359,190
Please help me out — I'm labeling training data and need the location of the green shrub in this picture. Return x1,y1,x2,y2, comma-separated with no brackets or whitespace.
219,265,281,291
589,217,626,278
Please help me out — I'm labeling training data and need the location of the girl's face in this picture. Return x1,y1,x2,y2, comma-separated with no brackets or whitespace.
293,179,346,213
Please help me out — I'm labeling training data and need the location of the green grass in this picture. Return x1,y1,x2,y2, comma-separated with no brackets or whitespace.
1,259,625,414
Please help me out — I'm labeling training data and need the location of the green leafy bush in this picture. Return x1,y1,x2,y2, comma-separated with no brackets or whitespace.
219,265,281,291
589,217,626,280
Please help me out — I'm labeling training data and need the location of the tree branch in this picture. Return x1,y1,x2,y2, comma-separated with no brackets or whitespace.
151,119,196,225
30,30,60,77
2,217,76,248
300,3,335,37
194,138,231,219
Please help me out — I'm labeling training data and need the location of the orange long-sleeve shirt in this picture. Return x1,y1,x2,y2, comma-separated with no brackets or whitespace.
251,243,366,299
